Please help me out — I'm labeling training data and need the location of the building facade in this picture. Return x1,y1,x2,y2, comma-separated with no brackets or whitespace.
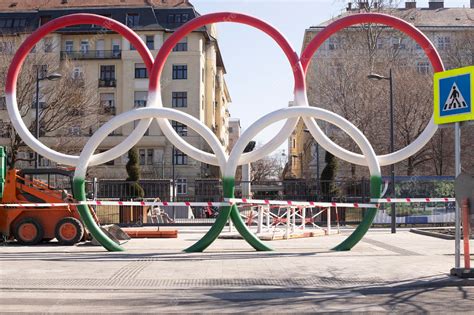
0,0,231,198
287,0,474,180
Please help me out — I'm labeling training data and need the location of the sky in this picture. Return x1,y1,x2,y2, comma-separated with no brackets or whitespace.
190,0,470,152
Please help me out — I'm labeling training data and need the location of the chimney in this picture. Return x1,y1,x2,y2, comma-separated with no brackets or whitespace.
405,1,416,9
347,2,353,11
428,0,444,9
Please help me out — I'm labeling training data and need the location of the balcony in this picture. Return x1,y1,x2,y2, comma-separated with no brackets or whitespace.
100,106,116,115
60,50,122,60
98,79,117,88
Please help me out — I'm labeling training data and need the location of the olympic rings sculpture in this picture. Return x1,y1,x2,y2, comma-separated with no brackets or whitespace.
5,12,444,252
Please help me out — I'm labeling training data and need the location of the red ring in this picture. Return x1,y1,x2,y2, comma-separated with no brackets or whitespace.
150,12,306,94
301,13,444,75
6,14,154,94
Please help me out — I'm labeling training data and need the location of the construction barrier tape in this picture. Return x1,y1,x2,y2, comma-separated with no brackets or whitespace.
372,198,455,203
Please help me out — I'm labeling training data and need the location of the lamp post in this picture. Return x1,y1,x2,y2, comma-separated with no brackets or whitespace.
35,67,62,169
171,145,176,219
368,69,396,234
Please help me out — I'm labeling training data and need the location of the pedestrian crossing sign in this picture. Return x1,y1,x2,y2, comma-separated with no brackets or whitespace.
434,66,474,125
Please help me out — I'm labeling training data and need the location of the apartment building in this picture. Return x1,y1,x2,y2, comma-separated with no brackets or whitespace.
0,0,231,197
287,0,474,180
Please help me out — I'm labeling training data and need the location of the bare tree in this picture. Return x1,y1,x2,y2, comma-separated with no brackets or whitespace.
306,21,444,177
251,153,285,182
0,35,100,168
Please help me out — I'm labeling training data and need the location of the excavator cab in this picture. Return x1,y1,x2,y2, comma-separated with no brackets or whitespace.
16,168,75,203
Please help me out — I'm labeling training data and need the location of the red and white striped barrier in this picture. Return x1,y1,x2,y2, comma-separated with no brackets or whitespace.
225,198,378,208
0,197,455,208
371,198,455,203
0,201,231,208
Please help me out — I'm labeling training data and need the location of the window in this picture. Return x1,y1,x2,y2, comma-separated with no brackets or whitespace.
173,149,187,165
173,37,188,52
130,42,136,51
44,37,53,53
100,65,115,80
134,91,148,108
100,93,115,113
146,35,154,50
65,40,73,52
172,65,187,80
176,178,187,194
417,61,430,75
376,37,384,49
112,41,121,57
0,119,10,137
126,13,139,27
38,64,48,78
0,41,13,54
134,63,148,79
0,96,6,110
172,92,187,107
391,38,406,50
172,121,187,136
68,126,81,136
292,138,296,149
437,36,451,50
168,13,190,24
328,37,338,50
72,67,83,80
40,16,51,26
80,40,89,54
13,18,26,28
0,18,24,28
139,149,154,165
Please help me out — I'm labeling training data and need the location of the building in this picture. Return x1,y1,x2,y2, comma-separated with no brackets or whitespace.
0,0,232,198
287,0,474,180
227,118,241,151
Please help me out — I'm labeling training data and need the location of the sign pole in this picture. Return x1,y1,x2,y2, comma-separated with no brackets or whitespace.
454,122,461,269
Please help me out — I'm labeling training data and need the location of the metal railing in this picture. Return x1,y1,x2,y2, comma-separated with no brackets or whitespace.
60,50,122,60
98,79,117,88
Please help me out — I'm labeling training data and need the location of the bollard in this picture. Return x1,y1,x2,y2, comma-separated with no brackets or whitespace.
462,198,471,269
327,206,332,235
257,206,263,234
286,207,290,239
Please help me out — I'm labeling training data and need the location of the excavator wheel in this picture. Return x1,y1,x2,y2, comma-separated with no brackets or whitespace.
55,217,84,246
14,218,44,245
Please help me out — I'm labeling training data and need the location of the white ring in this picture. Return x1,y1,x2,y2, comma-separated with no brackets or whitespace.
226,106,381,178
75,108,227,180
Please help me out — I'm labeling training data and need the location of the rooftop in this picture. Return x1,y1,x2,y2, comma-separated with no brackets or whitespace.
313,7,474,29
0,0,192,11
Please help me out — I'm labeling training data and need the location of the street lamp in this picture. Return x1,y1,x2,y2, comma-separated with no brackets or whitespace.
35,68,62,168
368,69,396,234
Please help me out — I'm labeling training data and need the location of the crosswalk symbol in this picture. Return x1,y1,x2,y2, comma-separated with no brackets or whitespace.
434,66,474,125
443,83,467,111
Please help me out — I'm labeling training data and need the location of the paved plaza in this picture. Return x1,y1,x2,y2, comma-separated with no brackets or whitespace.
0,228,473,313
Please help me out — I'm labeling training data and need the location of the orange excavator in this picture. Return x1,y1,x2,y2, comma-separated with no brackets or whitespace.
0,146,131,245
0,167,93,245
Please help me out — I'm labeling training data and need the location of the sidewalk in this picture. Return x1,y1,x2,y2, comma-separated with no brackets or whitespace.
0,229,473,313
